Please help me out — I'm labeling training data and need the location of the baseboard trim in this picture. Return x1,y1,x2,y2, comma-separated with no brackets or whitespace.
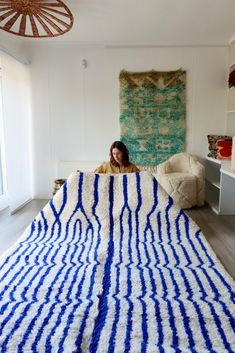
10,198,32,215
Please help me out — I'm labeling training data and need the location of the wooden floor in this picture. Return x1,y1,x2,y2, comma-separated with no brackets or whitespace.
186,206,235,280
0,200,235,280
0,199,48,256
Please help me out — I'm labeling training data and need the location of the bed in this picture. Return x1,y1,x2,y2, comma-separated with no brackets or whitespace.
0,171,235,352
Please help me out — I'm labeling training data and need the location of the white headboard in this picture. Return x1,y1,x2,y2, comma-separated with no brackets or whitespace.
57,160,102,179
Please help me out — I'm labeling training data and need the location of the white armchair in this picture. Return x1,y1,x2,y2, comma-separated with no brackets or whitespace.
157,152,205,209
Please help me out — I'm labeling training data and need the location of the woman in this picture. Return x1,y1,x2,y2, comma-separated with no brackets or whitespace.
95,141,140,173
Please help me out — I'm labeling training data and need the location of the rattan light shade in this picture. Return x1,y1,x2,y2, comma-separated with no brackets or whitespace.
0,0,74,38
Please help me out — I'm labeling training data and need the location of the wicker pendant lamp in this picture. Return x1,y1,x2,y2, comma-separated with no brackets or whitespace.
0,0,74,38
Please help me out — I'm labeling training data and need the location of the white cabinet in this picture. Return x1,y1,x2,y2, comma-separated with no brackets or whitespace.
205,157,221,214
205,157,235,215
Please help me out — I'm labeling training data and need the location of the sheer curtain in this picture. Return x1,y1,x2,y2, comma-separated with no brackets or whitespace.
0,76,8,211
0,52,32,214
0,150,3,196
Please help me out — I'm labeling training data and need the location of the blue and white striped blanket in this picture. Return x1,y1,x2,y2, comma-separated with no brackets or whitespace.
0,171,235,353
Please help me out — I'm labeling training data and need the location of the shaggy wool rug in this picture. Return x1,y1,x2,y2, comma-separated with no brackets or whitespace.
0,172,235,353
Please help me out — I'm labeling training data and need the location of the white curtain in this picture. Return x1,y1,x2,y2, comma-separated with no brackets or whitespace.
1,52,32,214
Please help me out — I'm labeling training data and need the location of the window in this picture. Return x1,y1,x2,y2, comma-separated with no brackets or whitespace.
0,151,3,195
0,76,8,210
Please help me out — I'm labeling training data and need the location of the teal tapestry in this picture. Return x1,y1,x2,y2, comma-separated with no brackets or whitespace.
119,69,186,166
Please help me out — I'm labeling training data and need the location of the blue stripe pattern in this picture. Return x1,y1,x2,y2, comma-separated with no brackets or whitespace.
0,171,235,353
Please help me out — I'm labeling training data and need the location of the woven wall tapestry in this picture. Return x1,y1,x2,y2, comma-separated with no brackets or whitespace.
119,69,186,165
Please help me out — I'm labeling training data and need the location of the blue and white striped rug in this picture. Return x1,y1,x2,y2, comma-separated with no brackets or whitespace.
0,171,235,353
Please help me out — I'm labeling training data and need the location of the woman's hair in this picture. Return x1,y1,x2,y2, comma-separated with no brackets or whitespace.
110,141,130,167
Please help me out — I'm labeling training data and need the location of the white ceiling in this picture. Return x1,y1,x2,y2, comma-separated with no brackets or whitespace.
3,0,235,46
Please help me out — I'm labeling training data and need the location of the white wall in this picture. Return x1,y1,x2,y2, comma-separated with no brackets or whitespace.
1,52,32,213
226,39,235,135
25,44,229,198
0,31,28,65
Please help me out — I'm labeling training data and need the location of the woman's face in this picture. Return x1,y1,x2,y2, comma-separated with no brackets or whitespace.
112,148,123,165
